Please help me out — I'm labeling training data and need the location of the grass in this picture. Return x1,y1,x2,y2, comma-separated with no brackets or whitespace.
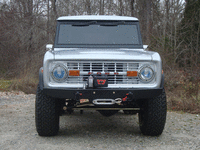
0,74,38,94
164,68,200,114
165,75,200,114
0,80,12,91
167,89,200,114
9,77,38,94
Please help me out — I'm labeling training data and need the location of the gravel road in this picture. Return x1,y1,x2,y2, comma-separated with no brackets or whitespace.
0,91,200,150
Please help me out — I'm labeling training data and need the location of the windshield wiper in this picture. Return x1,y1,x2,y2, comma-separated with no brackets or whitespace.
100,21,125,26
72,21,97,26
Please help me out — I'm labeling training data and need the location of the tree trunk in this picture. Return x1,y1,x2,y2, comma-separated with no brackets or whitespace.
146,0,151,43
100,0,102,15
47,0,50,42
86,0,91,15
102,0,104,15
119,0,123,16
27,0,33,53
51,0,57,18
130,0,134,17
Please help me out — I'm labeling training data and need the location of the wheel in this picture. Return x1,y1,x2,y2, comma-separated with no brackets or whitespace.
139,88,167,136
123,110,137,115
98,110,118,117
35,85,59,136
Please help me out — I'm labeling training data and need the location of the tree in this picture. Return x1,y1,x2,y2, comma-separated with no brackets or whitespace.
130,0,135,17
178,0,200,67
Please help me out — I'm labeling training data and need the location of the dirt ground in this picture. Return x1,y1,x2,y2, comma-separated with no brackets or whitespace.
0,92,200,150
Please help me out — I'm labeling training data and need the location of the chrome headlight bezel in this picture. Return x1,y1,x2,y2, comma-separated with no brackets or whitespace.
138,65,155,83
51,64,68,82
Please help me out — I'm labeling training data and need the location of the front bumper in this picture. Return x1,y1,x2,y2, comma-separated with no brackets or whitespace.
43,88,163,100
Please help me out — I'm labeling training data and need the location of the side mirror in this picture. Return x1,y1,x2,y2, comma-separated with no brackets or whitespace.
143,45,148,50
46,44,53,51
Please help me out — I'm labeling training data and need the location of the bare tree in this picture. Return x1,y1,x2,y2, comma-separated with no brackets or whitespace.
130,0,135,17
85,0,92,15
99,0,104,15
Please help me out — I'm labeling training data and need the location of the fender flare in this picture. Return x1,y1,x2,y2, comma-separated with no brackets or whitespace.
39,67,44,90
160,73,164,88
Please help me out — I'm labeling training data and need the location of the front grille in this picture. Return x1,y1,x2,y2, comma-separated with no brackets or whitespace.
66,62,140,84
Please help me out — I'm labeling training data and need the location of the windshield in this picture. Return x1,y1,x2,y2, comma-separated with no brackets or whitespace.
55,21,143,48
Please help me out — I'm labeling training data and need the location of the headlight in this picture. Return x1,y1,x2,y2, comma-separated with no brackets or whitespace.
138,66,154,82
51,64,68,82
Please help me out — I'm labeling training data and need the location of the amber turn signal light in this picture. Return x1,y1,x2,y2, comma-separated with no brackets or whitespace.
127,71,137,77
69,70,80,76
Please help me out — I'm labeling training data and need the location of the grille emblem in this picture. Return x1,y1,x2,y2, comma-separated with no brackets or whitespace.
97,79,106,85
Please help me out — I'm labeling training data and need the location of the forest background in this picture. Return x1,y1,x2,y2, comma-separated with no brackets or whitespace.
0,0,199,113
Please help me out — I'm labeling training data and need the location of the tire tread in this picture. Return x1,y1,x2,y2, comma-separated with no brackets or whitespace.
139,89,167,136
35,85,59,136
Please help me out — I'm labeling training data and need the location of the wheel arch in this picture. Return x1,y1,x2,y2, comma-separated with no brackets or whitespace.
160,73,164,88
39,67,44,90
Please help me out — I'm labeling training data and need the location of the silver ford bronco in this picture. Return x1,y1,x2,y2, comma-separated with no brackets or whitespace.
35,15,167,136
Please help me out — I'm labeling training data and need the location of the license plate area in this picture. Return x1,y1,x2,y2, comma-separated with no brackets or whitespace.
80,99,89,103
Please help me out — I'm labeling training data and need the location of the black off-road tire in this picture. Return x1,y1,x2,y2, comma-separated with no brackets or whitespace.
35,85,59,136
139,88,167,136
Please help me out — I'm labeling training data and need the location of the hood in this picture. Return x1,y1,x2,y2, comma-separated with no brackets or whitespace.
53,48,155,61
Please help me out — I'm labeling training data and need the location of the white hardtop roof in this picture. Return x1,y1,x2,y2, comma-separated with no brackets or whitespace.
57,15,138,21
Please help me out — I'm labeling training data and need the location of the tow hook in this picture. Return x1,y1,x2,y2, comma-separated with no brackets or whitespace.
123,96,128,102
122,92,134,105
122,92,134,103
75,92,82,102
